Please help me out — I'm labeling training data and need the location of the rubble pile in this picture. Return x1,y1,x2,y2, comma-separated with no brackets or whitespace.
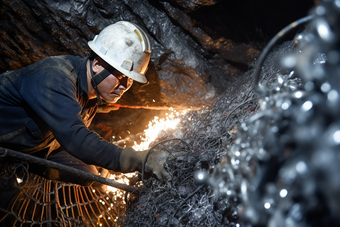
124,1,340,226
122,50,272,226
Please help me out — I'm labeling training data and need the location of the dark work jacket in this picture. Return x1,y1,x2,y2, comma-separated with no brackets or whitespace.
0,55,122,171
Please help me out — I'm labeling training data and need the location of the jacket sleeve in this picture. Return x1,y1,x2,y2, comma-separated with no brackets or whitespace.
19,68,123,171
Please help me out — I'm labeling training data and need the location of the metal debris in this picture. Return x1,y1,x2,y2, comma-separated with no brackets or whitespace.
208,1,340,226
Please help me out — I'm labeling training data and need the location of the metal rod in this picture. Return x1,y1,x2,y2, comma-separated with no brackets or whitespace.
253,15,314,89
0,147,140,194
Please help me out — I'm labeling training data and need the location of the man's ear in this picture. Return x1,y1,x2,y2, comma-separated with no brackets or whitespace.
92,57,102,74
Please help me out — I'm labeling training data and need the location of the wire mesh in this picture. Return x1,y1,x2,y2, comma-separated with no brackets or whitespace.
0,157,139,227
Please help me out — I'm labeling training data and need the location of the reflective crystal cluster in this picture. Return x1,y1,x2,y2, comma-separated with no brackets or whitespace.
208,1,340,226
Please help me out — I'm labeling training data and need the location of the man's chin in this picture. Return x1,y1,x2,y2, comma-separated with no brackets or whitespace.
103,97,120,104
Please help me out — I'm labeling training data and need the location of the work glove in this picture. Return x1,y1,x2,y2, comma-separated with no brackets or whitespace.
120,147,186,181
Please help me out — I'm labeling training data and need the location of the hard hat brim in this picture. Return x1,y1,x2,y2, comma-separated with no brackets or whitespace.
88,40,148,84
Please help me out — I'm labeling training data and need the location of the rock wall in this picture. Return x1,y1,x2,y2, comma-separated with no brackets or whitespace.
0,0,314,135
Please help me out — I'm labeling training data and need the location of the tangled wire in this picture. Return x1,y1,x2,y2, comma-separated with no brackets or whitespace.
122,55,267,226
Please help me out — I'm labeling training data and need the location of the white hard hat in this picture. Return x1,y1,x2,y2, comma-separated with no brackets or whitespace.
88,21,152,83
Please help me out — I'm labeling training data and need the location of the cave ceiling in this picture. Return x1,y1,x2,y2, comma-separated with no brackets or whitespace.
0,0,315,137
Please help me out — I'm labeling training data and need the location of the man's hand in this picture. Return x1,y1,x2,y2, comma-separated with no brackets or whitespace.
145,149,186,181
120,147,186,181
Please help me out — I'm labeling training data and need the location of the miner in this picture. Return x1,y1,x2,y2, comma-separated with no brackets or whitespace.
0,21,175,189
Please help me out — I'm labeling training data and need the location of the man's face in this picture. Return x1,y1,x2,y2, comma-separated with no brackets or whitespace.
93,58,133,103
